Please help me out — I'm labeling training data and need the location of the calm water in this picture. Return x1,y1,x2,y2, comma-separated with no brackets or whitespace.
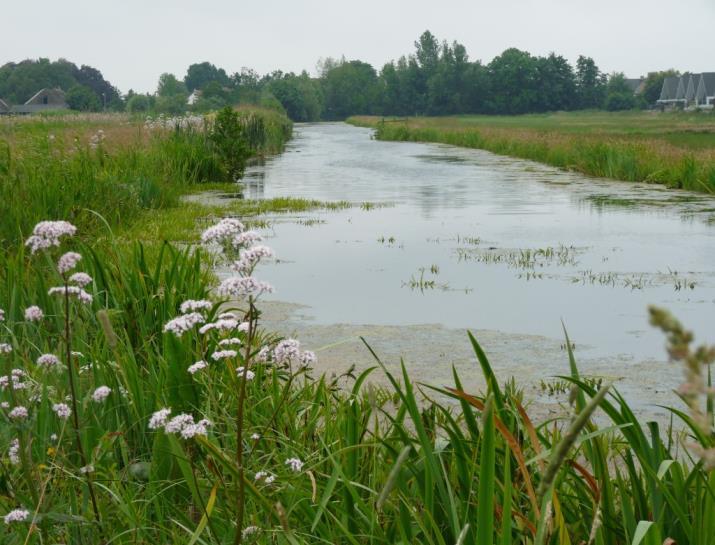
240,123,715,368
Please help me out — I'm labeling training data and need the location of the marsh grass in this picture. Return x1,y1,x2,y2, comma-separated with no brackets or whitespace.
348,113,715,193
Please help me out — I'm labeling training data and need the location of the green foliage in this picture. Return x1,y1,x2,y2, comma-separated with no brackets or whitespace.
126,94,151,113
184,61,229,92
208,106,251,180
65,84,101,112
321,60,381,119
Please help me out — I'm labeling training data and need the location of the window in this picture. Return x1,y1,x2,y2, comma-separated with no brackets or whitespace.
42,96,48,105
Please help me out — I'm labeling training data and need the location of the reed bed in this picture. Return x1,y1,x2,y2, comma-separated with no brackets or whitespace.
348,113,715,193
0,108,293,249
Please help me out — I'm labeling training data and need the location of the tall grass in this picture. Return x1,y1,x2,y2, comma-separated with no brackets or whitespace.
348,114,715,193
1,225,713,543
0,109,292,249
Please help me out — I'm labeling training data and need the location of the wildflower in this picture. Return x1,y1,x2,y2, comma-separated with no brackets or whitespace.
238,321,250,332
216,276,274,298
80,464,95,474
218,312,237,320
0,308,4,322
242,526,260,539
180,418,211,439
92,386,112,403
211,349,237,361
163,312,205,337
301,351,317,366
254,470,275,484
218,337,241,346
257,346,271,362
71,351,84,358
36,354,60,368
148,408,171,429
232,245,275,274
285,457,304,472
274,339,301,365
198,318,238,334
8,439,20,465
68,272,92,287
52,403,71,420
164,414,195,434
179,300,213,313
188,361,208,374
24,306,44,322
0,402,8,409
232,230,262,247
251,433,261,440
9,406,29,420
25,220,77,254
50,433,58,442
48,286,92,304
201,218,245,245
0,343,12,355
57,252,82,274
3,508,29,524
236,367,255,381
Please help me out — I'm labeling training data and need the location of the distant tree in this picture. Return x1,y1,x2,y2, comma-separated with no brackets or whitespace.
155,94,188,115
126,94,150,113
321,60,380,119
575,56,606,109
184,62,229,92
66,84,101,111
157,73,188,97
641,69,679,105
268,71,322,121
74,64,120,106
535,53,576,111
603,72,637,111
487,48,540,114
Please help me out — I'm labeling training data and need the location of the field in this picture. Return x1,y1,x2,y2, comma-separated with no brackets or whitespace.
348,111,715,193
1,112,715,545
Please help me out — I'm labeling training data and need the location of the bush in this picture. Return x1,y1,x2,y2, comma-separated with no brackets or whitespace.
208,106,251,180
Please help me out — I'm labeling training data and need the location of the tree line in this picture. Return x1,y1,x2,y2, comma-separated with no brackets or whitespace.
1,32,681,119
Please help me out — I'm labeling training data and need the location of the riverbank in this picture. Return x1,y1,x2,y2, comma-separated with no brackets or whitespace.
347,111,715,193
1,119,714,544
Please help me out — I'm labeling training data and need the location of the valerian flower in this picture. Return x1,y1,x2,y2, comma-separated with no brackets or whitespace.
48,286,93,304
24,306,44,322
68,272,92,287
25,221,76,254
285,457,304,472
3,508,30,524
52,403,71,420
148,408,171,430
188,361,208,374
201,218,245,245
8,406,29,420
180,300,213,313
91,386,112,403
163,313,205,337
57,252,82,274
36,354,60,368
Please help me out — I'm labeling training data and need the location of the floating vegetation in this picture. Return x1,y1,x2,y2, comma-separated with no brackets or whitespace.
296,218,326,227
360,201,393,211
539,376,604,396
455,234,481,245
377,235,397,245
402,267,449,292
456,244,580,269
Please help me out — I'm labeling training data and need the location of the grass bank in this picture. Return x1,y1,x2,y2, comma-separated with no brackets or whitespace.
347,111,715,193
0,108,293,250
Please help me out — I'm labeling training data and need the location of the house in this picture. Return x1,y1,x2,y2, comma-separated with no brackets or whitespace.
187,89,202,105
695,73,715,107
685,74,698,106
624,78,645,94
10,88,69,114
657,76,681,105
0,98,11,114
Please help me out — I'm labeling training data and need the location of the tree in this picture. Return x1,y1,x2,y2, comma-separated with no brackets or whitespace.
268,72,322,121
603,72,637,111
321,60,380,119
535,53,576,112
157,73,187,97
66,84,101,111
487,48,540,114
184,62,229,92
575,56,606,109
641,70,679,105
126,94,150,113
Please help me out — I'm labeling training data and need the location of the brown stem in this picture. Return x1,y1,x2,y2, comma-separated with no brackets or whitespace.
234,298,256,545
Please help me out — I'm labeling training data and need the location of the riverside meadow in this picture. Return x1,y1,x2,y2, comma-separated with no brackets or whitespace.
1,108,715,545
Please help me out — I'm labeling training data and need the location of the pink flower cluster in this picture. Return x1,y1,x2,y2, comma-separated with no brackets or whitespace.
57,252,82,274
24,306,44,322
25,221,77,254
36,354,60,368
217,277,274,297
148,408,211,439
200,218,245,245
48,286,93,304
163,312,205,337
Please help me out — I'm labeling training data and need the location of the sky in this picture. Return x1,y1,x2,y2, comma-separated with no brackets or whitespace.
1,0,713,94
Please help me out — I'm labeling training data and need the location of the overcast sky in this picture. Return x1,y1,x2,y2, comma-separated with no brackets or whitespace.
2,0,713,94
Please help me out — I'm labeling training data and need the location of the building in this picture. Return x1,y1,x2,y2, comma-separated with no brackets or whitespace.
695,73,715,107
657,76,682,106
0,98,10,114
624,78,645,94
2,88,70,114
685,74,698,106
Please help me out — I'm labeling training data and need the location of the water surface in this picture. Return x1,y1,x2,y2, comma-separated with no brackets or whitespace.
236,123,715,409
